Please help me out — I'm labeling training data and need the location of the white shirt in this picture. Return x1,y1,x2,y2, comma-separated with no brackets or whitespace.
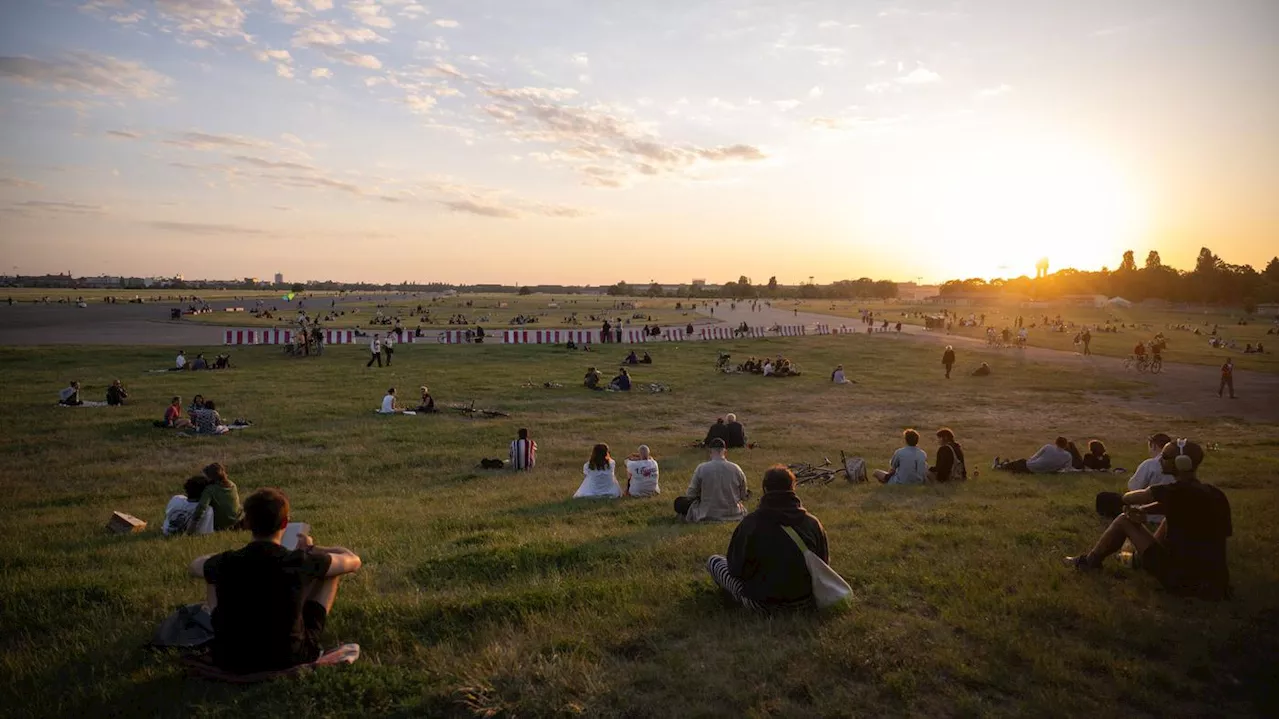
163,495,214,536
175,354,186,369
383,333,395,347
380,394,396,413
574,459,621,498
888,446,929,485
625,458,660,496
762,362,774,376
1128,456,1174,523
370,338,381,353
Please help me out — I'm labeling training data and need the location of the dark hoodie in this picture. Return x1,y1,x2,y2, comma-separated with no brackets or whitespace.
703,419,728,447
723,421,747,449
726,491,829,604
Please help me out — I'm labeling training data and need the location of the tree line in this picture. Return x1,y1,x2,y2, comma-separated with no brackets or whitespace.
941,247,1278,310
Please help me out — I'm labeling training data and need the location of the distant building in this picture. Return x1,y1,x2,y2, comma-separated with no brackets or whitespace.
80,275,122,289
896,282,940,302
691,279,706,289
274,272,284,285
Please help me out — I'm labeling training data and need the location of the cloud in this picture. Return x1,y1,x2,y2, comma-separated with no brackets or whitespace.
254,49,293,62
0,177,43,190
808,86,823,98
773,99,801,111
433,19,459,28
348,0,394,29
231,155,315,171
866,65,942,93
292,20,387,47
311,67,333,79
276,63,295,79
808,114,903,132
570,53,589,67
111,11,145,24
147,220,265,235
0,52,171,98
307,0,333,10
13,200,104,214
154,0,249,40
163,131,267,150
106,129,144,139
440,198,519,218
974,83,1013,99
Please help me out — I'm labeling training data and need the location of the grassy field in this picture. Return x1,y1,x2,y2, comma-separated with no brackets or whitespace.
182,293,714,331
791,299,1279,373
2,288,328,303
0,337,1275,718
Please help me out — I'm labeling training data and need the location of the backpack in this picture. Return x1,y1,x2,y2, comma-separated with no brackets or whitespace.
782,527,852,609
843,456,868,483
150,603,214,649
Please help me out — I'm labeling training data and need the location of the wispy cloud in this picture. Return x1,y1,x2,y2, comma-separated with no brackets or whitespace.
0,177,43,190
146,220,265,235
0,52,171,98
433,19,459,28
106,129,144,139
974,84,1013,99
866,65,942,93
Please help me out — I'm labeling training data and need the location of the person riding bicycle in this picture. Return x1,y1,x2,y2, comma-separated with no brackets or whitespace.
1133,342,1146,361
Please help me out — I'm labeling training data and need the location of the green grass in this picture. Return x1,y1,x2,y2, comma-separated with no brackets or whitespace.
0,337,1275,718
792,300,1279,372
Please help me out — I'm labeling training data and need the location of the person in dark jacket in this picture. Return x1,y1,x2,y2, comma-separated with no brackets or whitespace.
723,413,747,448
942,346,956,379
706,465,828,612
1081,440,1111,470
929,427,967,482
703,417,728,447
106,379,129,406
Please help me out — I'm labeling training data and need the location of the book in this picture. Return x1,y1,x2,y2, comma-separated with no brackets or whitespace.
282,522,310,551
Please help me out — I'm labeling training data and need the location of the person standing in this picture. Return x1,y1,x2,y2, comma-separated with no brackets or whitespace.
1081,328,1092,356
366,334,382,368
1218,359,1235,399
382,331,395,366
942,346,956,379
674,438,748,522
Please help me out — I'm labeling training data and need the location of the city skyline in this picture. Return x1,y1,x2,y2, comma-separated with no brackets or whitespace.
1,1,1276,284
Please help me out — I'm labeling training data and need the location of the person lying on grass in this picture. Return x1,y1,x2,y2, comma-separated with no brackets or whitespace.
993,437,1073,474
573,443,621,498
874,429,929,485
164,475,214,537
188,462,243,533
674,438,748,522
706,465,828,613
188,487,362,674
624,445,660,497
971,362,991,376
1065,439,1233,600
58,380,83,406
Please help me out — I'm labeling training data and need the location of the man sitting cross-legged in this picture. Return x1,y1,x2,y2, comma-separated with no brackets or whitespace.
706,465,829,613
674,438,748,522
873,428,929,485
1065,439,1232,600
188,488,362,674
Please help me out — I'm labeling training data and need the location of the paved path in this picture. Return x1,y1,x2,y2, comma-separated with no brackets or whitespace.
695,301,1278,424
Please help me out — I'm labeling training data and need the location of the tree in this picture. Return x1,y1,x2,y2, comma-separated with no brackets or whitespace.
1144,251,1161,270
767,276,777,292
517,286,532,295
1264,257,1278,283
605,281,631,296
645,282,663,297
1119,250,1137,272
1194,247,1221,275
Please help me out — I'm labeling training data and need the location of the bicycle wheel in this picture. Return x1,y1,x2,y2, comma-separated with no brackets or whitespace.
1138,358,1150,373
1122,358,1133,370
1149,358,1162,374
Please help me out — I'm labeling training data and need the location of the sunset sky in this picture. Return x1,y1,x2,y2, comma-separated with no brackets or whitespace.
0,0,1275,285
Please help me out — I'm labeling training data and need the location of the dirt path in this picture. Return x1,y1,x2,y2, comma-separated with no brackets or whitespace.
696,301,1278,424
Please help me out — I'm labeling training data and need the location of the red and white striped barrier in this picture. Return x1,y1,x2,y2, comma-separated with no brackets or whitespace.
700,327,734,340
325,329,355,344
773,325,805,337
223,329,258,345
662,329,687,341
624,330,649,343
439,330,470,344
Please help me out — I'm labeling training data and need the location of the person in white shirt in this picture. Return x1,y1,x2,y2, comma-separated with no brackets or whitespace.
510,428,537,471
366,334,383,368
379,387,400,414
382,331,396,366
164,475,215,536
874,429,929,485
1095,433,1173,522
625,445,660,497
762,360,775,376
174,350,187,371
574,443,622,498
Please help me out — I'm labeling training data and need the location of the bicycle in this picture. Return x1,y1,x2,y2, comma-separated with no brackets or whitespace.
787,453,850,485
444,401,510,418
1122,355,1153,373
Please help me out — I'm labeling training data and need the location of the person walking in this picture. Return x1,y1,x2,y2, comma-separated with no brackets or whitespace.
942,345,956,379
366,334,382,368
1218,359,1235,399
382,331,395,366
1081,328,1092,356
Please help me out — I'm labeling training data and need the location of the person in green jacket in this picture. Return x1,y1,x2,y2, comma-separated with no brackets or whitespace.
190,462,243,533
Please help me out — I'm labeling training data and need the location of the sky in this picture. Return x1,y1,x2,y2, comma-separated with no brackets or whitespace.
0,0,1275,285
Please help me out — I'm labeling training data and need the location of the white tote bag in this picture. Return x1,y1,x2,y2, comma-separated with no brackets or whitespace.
783,526,852,609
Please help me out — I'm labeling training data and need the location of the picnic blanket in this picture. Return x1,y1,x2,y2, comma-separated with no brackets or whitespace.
56,401,109,408
374,409,416,415
181,644,361,683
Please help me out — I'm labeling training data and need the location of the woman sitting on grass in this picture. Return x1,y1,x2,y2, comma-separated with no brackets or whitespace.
379,388,401,414
58,380,83,406
609,367,632,391
191,400,228,434
416,386,436,413
831,365,852,384
163,475,214,536
188,394,206,415
583,367,602,390
1081,440,1111,471
158,396,193,429
189,462,243,533
573,443,622,498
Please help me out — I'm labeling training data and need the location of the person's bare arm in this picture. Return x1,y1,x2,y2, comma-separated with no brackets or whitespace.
188,553,215,579
1122,488,1155,505
299,536,362,576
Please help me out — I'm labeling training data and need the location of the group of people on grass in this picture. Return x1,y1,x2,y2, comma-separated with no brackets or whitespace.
174,350,231,371
734,355,800,377
583,366,632,391
378,386,436,414
157,394,244,434
57,379,129,406
572,443,662,498
993,436,1113,474
872,428,967,484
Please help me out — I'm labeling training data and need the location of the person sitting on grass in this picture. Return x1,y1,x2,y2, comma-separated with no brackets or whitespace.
189,462,243,533
706,465,828,613
1065,439,1232,600
164,475,215,537
188,487,362,674
831,365,853,384
994,437,1073,474
415,386,436,413
624,445,660,497
192,354,209,371
761,359,775,376
188,394,206,415
609,367,632,391
971,362,991,376
510,428,537,471
874,429,929,485
573,443,622,498
213,354,231,370
1096,433,1173,521
379,388,400,414
192,400,229,435
624,350,639,365
106,379,128,406
674,438,748,522
58,380,83,406
928,427,967,482
159,396,193,429
1081,440,1111,471
173,350,187,371
584,366,602,390
723,413,747,449
641,351,653,364
703,417,729,448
